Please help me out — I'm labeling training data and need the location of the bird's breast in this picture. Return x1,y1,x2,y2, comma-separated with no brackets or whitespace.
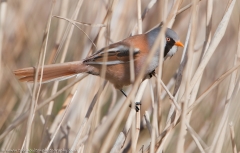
146,56,159,74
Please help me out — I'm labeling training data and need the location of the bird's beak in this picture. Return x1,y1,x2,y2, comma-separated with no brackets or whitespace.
175,41,184,47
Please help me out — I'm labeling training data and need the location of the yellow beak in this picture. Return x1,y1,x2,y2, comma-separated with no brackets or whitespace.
175,41,184,47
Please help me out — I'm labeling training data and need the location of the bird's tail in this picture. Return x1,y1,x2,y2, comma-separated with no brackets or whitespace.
14,61,88,82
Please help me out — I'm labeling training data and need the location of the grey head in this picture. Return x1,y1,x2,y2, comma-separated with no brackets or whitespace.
141,25,184,74
145,25,184,59
145,26,180,48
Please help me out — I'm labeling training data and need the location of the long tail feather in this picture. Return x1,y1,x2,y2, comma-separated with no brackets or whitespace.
14,61,88,82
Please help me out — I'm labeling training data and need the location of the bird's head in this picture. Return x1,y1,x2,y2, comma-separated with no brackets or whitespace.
164,28,184,58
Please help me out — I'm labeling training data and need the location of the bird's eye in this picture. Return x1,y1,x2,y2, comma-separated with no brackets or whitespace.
166,37,171,41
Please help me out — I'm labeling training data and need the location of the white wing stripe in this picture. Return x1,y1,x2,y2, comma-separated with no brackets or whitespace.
100,45,139,54
86,61,126,65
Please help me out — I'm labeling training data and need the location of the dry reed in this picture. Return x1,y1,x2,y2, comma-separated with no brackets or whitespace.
0,0,240,152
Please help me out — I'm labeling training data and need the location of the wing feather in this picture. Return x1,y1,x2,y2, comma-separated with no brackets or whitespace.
83,42,140,65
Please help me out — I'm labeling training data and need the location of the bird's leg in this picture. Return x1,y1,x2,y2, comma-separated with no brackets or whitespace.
119,89,141,112
120,89,127,97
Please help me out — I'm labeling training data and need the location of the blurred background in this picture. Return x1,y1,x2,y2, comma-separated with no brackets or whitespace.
0,0,240,152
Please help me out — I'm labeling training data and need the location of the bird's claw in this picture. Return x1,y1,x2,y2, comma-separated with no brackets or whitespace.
149,70,156,78
129,102,141,112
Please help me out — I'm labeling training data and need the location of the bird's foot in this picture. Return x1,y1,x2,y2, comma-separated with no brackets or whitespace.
149,70,156,78
129,102,141,112
120,90,141,112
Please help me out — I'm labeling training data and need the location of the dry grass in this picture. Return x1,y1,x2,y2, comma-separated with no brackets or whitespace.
1,0,240,152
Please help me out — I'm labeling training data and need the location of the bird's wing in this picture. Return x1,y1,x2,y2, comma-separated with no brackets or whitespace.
83,42,140,65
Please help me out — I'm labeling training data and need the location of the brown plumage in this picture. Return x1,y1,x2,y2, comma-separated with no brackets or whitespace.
14,26,184,89
14,61,88,82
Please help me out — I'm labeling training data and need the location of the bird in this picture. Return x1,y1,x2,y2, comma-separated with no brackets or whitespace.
14,25,184,92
